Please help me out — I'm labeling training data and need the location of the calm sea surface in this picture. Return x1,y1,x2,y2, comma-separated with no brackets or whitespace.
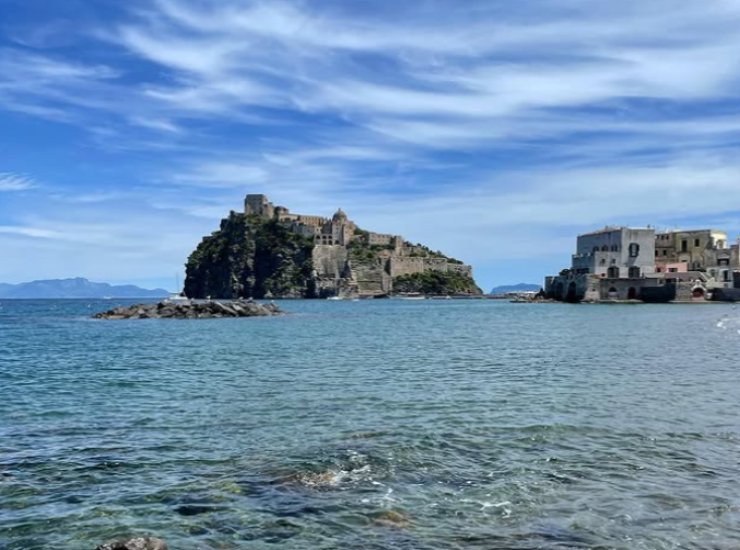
1,299,739,549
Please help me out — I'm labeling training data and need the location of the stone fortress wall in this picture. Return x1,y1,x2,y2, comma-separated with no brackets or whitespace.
244,194,473,296
367,233,395,246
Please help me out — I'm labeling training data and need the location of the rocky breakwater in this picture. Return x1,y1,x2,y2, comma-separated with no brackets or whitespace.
93,299,282,319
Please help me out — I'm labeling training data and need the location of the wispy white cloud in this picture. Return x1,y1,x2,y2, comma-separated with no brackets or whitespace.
0,173,36,191
0,225,59,238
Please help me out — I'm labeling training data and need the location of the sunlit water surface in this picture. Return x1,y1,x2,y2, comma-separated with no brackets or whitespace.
1,299,740,549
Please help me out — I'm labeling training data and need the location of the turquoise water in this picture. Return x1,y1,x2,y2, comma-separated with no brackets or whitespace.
1,299,740,549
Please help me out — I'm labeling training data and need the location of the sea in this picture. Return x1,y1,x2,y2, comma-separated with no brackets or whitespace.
1,299,739,549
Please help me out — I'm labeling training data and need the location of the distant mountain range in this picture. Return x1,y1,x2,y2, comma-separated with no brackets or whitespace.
489,283,541,294
0,278,169,299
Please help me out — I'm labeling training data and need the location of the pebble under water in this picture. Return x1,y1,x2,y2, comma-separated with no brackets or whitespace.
1,299,740,549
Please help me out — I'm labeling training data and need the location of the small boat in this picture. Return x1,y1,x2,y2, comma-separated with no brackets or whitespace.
398,294,426,300
165,292,190,303
326,296,344,301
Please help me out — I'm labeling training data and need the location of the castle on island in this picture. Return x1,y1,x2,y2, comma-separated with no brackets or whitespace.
246,193,396,247
244,194,474,297
545,226,740,302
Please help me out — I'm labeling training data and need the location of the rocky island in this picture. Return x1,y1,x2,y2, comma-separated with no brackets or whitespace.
184,194,481,299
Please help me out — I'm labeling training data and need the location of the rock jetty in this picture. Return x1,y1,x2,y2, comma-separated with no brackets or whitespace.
93,299,282,319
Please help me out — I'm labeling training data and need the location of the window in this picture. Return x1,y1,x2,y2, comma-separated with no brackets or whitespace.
599,258,606,265
628,243,640,257
628,266,641,278
593,246,599,253
601,245,609,252
662,250,667,256
607,266,619,278
681,240,688,252
694,238,700,247
611,244,619,252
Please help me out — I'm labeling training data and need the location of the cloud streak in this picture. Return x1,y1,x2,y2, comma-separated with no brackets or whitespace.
0,173,36,191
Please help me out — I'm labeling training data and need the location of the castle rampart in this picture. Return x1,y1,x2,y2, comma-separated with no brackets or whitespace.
368,232,396,246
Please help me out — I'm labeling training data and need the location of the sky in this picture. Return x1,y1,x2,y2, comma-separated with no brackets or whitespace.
2,0,740,292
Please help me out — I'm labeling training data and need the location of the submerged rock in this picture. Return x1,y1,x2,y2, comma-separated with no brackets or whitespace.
95,537,168,550
93,299,283,320
372,509,412,529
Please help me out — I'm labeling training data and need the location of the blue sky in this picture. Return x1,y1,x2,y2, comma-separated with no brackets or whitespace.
2,0,740,291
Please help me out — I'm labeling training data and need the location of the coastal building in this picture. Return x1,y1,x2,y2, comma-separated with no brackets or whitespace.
545,225,740,303
571,226,655,278
655,229,735,288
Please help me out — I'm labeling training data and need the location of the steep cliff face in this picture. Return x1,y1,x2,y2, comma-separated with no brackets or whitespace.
184,212,315,299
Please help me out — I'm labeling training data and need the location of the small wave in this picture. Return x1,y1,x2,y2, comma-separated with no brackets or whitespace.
294,464,372,488
272,448,387,490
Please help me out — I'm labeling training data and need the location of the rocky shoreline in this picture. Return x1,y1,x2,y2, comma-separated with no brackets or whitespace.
93,299,282,319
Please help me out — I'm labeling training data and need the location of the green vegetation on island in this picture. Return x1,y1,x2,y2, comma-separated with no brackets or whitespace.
393,271,482,295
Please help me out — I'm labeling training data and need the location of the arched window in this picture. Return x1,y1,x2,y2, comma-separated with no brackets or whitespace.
628,243,640,257
601,245,609,252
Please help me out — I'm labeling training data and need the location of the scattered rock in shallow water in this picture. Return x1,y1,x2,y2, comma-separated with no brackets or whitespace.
175,503,223,516
93,299,282,319
372,509,411,529
95,537,168,550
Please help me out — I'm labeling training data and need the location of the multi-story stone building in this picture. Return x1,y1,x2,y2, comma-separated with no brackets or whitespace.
655,229,728,269
571,226,656,278
655,229,735,287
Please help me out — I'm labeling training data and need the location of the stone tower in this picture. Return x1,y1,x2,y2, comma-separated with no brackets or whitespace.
331,208,354,246
244,194,275,219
